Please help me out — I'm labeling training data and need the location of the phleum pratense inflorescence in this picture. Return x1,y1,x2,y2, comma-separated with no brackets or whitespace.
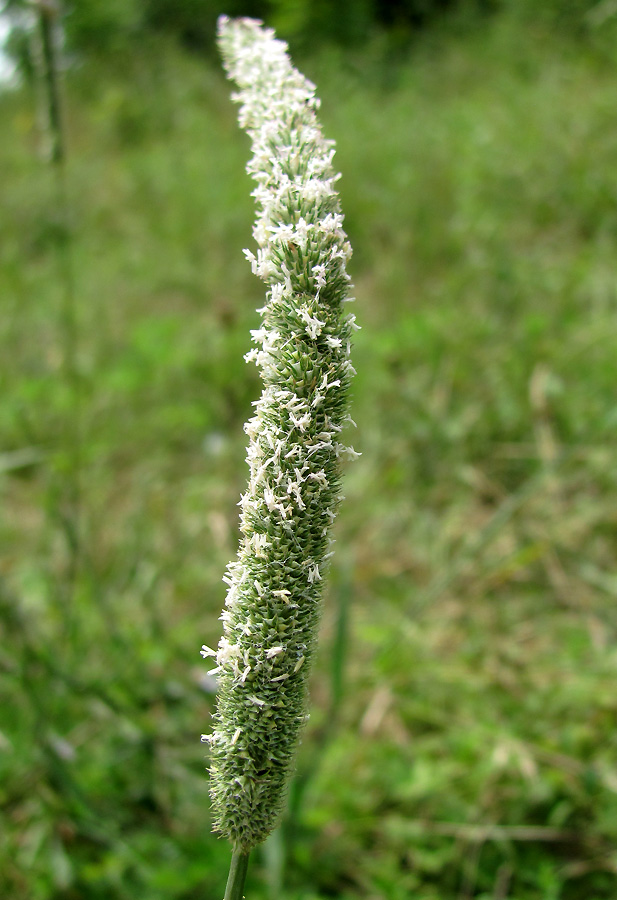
202,16,358,854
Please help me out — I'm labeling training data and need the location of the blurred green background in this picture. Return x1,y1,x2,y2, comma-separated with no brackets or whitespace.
2,1,617,897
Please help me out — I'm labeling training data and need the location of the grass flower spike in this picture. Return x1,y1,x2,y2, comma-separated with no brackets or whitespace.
204,15,358,859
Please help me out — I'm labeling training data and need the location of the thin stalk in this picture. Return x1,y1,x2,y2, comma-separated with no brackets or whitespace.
223,850,250,900
37,1,65,168
34,0,82,620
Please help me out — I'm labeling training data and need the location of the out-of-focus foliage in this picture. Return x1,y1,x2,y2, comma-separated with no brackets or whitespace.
62,0,145,53
2,4,617,899
2,0,610,72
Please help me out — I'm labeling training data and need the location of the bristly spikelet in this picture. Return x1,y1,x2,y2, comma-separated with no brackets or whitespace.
202,16,358,853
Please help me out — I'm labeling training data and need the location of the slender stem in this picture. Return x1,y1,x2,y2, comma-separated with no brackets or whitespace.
37,1,65,167
35,0,83,617
37,0,80,456
223,850,250,900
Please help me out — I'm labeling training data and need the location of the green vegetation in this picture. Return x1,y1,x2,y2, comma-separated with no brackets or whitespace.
2,9,617,899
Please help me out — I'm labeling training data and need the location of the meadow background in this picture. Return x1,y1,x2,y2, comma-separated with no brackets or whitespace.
1,1,617,897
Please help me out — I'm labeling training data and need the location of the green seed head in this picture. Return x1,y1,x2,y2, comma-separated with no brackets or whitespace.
202,16,357,853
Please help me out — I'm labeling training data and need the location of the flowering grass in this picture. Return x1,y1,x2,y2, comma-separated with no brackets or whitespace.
204,16,357,859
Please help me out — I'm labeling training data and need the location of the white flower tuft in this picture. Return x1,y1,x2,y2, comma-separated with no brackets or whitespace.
203,15,357,854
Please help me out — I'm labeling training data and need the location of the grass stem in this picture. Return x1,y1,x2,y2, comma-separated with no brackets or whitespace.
223,850,250,900
34,0,83,612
